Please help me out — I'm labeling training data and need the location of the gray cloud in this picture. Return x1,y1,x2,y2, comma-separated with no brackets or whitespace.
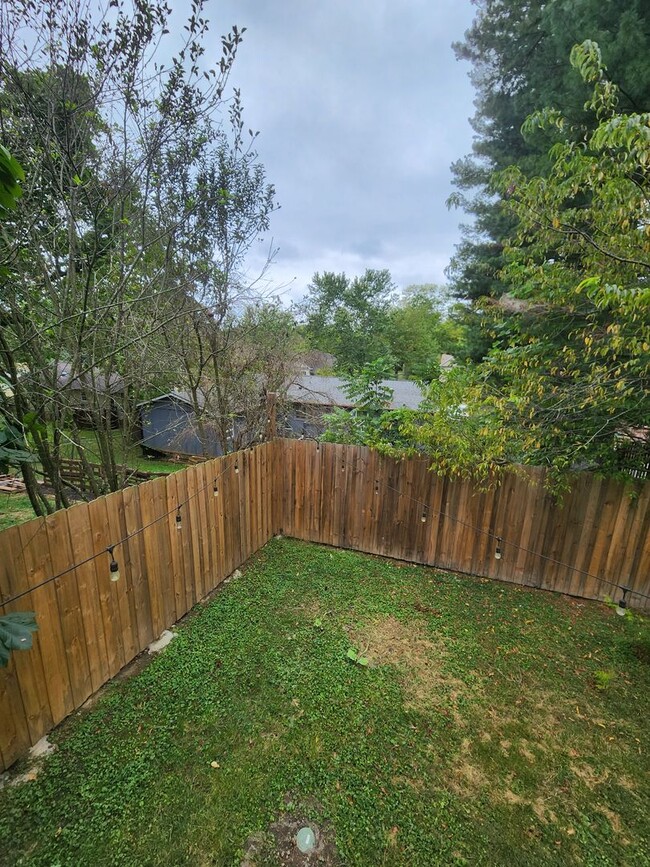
212,0,477,302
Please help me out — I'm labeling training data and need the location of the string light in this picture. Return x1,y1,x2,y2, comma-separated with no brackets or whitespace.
213,481,219,497
234,460,239,474
107,546,120,582
616,586,630,616
375,480,380,495
494,537,502,560
421,508,427,523
175,507,182,531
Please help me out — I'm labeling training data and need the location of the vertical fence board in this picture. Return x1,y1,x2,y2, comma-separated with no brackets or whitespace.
0,526,42,760
166,473,186,621
18,518,74,722
104,492,139,667
87,497,126,677
138,482,166,641
213,460,228,587
122,485,154,650
195,462,214,595
44,509,93,709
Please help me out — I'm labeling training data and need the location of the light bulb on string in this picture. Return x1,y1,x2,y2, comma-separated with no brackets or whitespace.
374,480,380,495
234,460,239,475
213,481,219,497
495,537,502,560
175,507,182,531
107,546,120,582
421,508,427,523
616,586,630,617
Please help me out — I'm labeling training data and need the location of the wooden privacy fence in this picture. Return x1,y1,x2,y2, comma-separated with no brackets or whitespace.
1,438,649,770
0,442,280,771
278,441,650,610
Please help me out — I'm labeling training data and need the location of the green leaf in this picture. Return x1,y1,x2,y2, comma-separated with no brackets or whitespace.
0,612,38,665
346,647,358,661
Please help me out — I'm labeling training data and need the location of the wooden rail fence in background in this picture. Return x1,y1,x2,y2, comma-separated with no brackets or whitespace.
45,458,170,491
1,438,648,770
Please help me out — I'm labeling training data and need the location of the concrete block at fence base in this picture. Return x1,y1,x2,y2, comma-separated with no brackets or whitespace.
223,569,243,585
0,736,56,789
147,630,177,654
30,735,56,760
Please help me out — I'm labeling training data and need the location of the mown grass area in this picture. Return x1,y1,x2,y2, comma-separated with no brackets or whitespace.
0,493,53,531
0,431,185,530
0,539,648,866
60,427,184,475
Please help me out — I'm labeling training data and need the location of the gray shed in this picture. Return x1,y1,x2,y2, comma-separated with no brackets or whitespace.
137,392,226,458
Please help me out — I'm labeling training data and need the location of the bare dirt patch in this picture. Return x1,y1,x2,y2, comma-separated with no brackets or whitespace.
346,615,467,717
595,805,629,843
503,789,526,805
294,597,325,621
518,740,536,762
241,799,340,866
531,798,557,824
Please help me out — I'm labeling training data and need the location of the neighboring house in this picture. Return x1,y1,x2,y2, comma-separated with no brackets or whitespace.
138,392,222,458
139,375,425,455
284,374,424,439
55,362,125,427
615,427,650,481
297,350,337,376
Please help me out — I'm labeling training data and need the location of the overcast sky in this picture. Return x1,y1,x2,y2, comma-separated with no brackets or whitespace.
211,1,478,304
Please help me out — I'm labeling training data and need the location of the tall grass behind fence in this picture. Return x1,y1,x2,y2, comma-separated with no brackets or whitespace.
0,441,281,770
1,438,649,771
280,440,650,610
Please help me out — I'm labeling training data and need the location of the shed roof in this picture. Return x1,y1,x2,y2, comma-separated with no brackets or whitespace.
136,390,206,410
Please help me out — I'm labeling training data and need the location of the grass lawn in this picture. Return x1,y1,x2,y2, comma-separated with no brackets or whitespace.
0,539,648,866
0,493,53,531
60,427,185,475
0,431,185,530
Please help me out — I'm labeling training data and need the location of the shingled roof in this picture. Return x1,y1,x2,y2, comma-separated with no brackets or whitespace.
286,375,424,410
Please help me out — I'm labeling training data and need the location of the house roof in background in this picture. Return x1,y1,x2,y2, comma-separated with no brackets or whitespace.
56,362,124,394
140,375,425,416
287,375,424,410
